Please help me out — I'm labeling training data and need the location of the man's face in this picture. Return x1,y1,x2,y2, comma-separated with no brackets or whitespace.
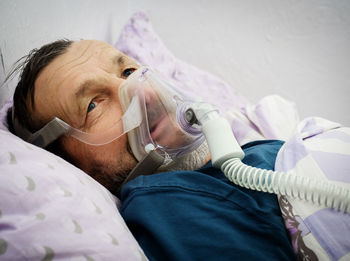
33,40,139,191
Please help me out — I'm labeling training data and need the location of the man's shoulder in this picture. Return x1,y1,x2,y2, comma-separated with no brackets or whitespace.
241,139,284,169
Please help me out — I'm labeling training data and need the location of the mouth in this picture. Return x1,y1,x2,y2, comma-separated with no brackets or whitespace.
149,116,166,142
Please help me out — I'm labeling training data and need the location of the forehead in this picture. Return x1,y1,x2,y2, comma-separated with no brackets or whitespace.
33,40,128,123
38,40,122,82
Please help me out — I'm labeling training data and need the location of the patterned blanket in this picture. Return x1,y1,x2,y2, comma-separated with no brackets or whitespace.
228,95,350,261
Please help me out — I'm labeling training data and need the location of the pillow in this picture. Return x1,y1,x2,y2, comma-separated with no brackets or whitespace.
0,102,147,260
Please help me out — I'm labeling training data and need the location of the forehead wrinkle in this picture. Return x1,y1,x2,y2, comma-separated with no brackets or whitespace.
58,41,93,70
43,43,94,92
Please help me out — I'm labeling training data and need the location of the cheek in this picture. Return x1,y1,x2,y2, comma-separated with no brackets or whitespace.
62,134,137,175
91,136,129,164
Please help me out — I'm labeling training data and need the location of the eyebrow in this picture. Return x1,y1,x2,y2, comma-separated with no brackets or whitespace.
113,54,125,66
75,80,95,100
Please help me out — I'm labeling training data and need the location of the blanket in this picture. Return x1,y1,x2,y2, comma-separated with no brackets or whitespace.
230,95,350,261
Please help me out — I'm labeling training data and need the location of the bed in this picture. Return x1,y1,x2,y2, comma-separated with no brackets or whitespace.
0,11,349,261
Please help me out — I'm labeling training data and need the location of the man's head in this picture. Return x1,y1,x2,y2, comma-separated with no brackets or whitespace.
10,39,209,193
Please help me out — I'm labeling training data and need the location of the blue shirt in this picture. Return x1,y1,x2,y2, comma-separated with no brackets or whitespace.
120,140,296,261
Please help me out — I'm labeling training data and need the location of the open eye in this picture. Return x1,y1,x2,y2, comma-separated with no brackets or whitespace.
87,101,96,113
122,68,136,78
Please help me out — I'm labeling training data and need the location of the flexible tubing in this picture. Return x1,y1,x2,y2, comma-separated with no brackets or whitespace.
221,158,350,213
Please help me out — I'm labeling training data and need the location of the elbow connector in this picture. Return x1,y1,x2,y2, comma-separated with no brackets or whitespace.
201,115,245,167
181,102,245,167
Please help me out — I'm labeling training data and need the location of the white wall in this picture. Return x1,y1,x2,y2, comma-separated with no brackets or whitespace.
1,0,349,125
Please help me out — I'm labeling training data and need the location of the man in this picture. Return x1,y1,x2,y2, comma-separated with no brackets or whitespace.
8,39,296,260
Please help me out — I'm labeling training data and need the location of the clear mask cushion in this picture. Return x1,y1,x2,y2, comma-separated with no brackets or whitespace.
118,67,204,163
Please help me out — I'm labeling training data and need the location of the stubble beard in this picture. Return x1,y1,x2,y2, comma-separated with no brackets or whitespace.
88,144,138,195
90,141,209,195
156,141,210,173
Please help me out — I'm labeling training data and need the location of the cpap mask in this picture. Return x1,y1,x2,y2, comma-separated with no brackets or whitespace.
118,67,204,163
117,67,206,182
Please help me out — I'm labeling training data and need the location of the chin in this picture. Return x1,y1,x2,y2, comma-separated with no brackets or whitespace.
83,140,138,194
156,141,210,173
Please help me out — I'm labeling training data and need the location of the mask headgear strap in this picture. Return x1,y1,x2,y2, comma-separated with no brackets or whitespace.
11,105,67,148
118,149,165,196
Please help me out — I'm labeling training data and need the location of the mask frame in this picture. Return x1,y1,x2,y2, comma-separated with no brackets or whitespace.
118,67,205,163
